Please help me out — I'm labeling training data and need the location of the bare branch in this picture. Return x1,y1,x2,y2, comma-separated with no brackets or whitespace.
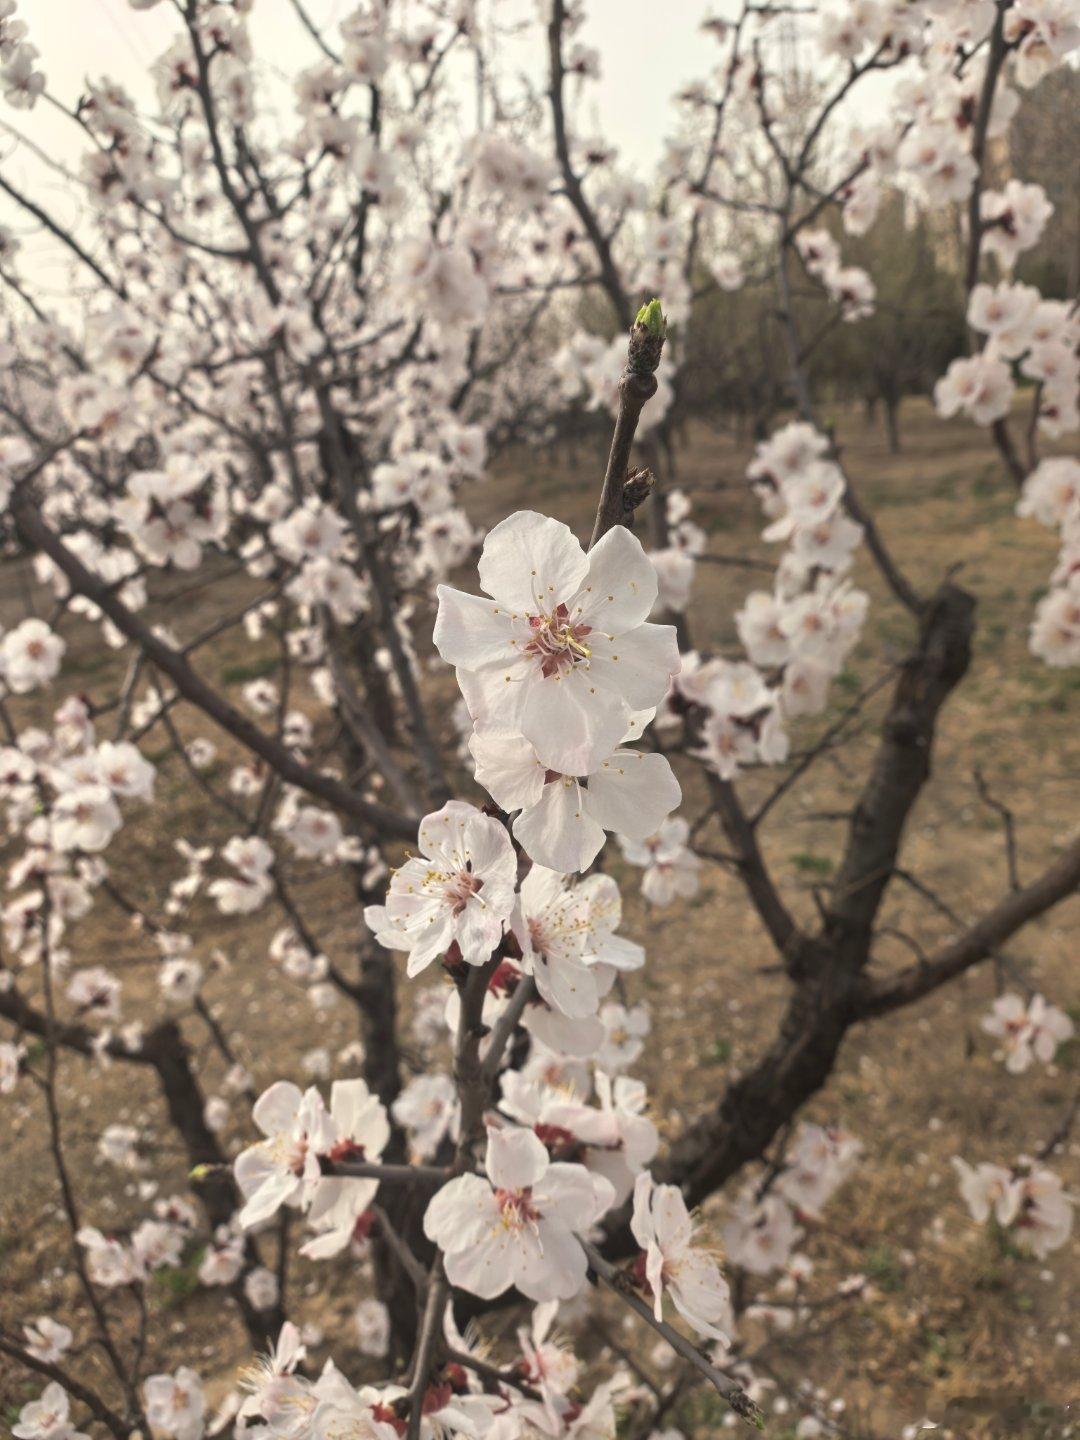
9,484,416,841
579,1239,763,1429
854,837,1080,1016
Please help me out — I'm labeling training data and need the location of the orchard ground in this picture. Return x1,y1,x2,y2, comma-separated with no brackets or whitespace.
1,398,1077,1438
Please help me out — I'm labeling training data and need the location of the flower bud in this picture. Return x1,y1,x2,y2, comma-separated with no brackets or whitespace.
635,297,666,337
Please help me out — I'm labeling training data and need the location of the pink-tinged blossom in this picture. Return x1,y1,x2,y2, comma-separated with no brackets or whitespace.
278,805,345,862
22,1319,72,1366
300,1080,390,1260
968,280,1040,358
1030,586,1080,668
131,1218,185,1272
0,42,44,111
434,511,679,776
722,1190,803,1275
934,354,1014,426
1009,1163,1074,1258
393,235,490,331
12,1384,87,1440
619,817,702,906
513,1301,581,1430
66,967,122,1022
980,180,1054,270
470,725,679,874
514,866,603,1019
0,619,65,694
208,835,275,915
981,992,1074,1073
631,1172,733,1341
952,1156,1021,1226
391,1072,460,1160
198,1229,244,1287
308,1371,399,1440
75,1227,141,1288
594,1001,651,1072
501,1066,658,1206
897,122,978,206
238,1321,308,1430
364,800,516,976
93,740,156,801
774,1123,862,1217
1005,0,1080,85
234,1081,333,1228
953,1155,1073,1257
423,1125,614,1301
143,1368,205,1440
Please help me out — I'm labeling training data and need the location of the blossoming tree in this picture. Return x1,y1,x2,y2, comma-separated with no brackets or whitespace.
0,0,1077,1437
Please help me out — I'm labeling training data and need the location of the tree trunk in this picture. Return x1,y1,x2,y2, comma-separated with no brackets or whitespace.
884,393,902,453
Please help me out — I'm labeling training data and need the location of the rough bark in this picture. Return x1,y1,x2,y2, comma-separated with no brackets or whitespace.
601,581,978,1249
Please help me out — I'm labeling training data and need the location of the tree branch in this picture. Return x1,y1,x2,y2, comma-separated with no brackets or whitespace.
854,837,1080,1017
579,1240,763,1429
9,484,416,840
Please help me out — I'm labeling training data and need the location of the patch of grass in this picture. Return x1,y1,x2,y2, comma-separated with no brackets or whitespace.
1058,1026,1080,1071
220,655,280,685
864,1243,905,1292
833,666,860,693
789,850,833,877
707,1038,731,1065
980,619,1009,650
919,1325,954,1376
671,1391,743,1436
153,1255,202,1306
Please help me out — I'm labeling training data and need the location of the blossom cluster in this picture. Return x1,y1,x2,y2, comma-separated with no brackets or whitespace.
433,511,683,870
2,0,1079,1436
935,283,1079,433
953,1155,1074,1258
1016,456,1080,666
981,990,1074,1073
649,421,868,788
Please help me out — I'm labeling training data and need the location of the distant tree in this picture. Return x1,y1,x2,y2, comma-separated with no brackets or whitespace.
1008,66,1080,296
817,198,966,451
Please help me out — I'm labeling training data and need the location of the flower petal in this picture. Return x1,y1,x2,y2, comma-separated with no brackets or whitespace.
585,750,681,839
478,510,588,613
485,1124,549,1191
573,524,658,632
514,775,606,874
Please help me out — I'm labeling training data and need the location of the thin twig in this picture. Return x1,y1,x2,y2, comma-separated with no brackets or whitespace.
579,1239,763,1428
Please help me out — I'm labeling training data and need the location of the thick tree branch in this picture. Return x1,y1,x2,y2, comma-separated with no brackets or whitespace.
854,838,1080,1017
708,774,802,963
824,583,975,949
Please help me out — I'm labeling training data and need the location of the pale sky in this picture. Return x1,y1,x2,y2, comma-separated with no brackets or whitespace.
5,0,725,190
18,0,727,169
1,0,885,297
2,0,730,294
